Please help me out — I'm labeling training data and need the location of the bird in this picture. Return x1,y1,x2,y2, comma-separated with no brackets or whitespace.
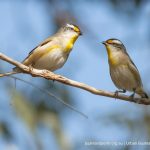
0,23,82,76
102,38,148,98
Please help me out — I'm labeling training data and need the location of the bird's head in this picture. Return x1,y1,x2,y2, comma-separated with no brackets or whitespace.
102,39,126,53
61,23,82,37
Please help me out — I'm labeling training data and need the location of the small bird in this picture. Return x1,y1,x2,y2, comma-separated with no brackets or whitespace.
102,38,148,98
1,23,82,76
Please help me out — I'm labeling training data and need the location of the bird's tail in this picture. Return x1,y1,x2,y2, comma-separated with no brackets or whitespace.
136,88,149,98
0,71,18,77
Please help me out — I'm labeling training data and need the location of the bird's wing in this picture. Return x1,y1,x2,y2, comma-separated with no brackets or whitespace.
127,59,143,87
22,37,58,66
123,46,143,87
28,37,52,56
25,37,52,59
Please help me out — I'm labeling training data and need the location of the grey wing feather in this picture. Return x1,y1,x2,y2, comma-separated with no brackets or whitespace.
122,45,139,71
23,37,52,62
28,37,52,57
123,46,143,86
13,37,53,71
127,59,143,87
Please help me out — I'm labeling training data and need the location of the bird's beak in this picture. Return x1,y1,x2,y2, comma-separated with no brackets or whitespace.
102,41,106,45
79,31,82,36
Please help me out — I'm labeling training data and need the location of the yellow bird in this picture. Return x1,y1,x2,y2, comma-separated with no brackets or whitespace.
1,23,82,76
102,38,148,98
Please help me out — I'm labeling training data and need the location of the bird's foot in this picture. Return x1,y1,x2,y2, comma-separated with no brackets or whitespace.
129,89,136,101
129,90,142,104
114,89,126,99
129,93,135,99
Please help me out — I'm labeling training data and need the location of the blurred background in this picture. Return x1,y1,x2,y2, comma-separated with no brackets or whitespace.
0,0,150,150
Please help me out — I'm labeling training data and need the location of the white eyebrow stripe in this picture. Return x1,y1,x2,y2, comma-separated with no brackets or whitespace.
112,40,122,44
66,24,75,28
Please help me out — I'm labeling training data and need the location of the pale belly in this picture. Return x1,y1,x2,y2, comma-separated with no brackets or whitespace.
33,49,68,71
110,65,138,91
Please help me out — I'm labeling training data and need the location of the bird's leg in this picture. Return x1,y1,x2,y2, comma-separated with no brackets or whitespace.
130,88,140,103
129,88,136,99
114,89,126,98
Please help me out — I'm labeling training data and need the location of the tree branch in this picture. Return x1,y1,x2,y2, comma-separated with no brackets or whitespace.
0,52,149,105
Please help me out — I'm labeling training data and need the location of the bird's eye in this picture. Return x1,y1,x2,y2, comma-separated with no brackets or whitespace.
65,26,75,32
112,43,117,46
70,27,74,31
112,43,122,49
112,43,118,46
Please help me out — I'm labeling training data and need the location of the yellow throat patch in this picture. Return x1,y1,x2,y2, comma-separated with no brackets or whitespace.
106,45,118,66
65,35,78,53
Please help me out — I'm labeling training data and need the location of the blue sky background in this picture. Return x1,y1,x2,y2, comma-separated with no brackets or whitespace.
0,0,150,150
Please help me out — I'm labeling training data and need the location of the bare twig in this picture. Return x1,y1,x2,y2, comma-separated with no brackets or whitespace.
5,76,88,119
0,52,150,105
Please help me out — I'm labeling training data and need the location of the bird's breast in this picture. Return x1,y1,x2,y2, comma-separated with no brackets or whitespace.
108,52,121,66
64,35,78,53
65,42,73,52
34,48,68,71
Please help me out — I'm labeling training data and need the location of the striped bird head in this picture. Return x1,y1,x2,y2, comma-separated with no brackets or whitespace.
60,23,82,37
102,38,126,53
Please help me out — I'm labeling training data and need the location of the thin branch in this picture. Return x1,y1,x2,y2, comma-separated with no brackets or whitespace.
0,52,150,105
5,76,88,119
